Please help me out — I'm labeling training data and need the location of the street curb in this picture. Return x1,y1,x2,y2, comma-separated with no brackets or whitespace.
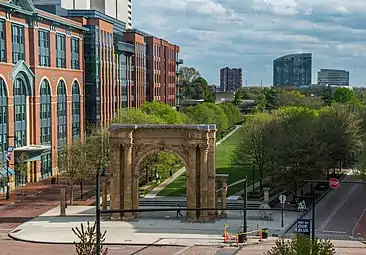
8,233,187,247
281,174,347,237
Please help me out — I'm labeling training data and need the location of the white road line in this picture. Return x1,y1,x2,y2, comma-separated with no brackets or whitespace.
172,246,193,254
322,230,347,234
351,208,366,236
319,184,358,231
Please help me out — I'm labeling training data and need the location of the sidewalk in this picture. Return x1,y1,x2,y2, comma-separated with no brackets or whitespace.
8,205,296,245
0,178,94,231
145,125,242,198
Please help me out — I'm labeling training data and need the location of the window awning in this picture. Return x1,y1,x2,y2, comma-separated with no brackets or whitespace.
14,145,51,161
0,167,15,179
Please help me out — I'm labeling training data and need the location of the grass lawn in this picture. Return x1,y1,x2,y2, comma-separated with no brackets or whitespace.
158,129,253,196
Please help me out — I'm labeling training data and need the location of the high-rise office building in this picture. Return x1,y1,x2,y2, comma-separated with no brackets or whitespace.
273,53,312,87
219,67,242,92
317,69,349,86
0,0,85,192
33,0,132,28
145,36,180,107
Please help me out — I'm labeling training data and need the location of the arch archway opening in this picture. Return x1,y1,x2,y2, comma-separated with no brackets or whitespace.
137,149,186,198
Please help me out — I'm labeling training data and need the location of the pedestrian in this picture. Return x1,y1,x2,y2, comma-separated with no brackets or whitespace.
176,203,183,218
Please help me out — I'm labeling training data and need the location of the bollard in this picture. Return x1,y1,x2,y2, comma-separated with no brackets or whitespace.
60,187,66,216
259,229,263,242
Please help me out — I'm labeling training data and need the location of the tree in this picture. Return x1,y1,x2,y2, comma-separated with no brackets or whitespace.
112,108,165,124
263,87,280,110
16,152,29,195
180,66,200,83
233,113,273,190
59,140,93,204
320,105,363,172
268,107,330,193
203,103,229,132
72,221,108,255
321,86,333,105
332,87,357,105
140,102,189,124
266,235,335,255
356,151,366,180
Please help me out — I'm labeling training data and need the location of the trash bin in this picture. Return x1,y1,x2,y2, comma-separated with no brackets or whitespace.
262,228,269,239
238,233,247,243
51,177,56,184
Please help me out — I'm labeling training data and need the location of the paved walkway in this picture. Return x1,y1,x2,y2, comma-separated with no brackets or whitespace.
145,126,242,198
9,204,299,245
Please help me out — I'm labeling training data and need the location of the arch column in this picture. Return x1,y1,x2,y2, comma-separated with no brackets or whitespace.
186,145,197,221
110,141,122,220
207,131,216,220
199,144,209,220
122,143,134,220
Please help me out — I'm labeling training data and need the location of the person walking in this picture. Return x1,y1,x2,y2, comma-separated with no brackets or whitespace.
176,203,183,218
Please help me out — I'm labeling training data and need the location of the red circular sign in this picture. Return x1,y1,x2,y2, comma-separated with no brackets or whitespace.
329,178,340,189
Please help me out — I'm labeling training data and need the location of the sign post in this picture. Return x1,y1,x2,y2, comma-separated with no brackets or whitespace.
6,146,14,200
329,178,340,189
279,194,287,227
296,219,311,236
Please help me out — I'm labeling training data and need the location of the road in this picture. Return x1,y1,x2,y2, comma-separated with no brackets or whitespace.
285,175,366,239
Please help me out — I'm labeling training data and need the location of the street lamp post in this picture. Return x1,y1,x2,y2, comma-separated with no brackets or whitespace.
6,135,14,200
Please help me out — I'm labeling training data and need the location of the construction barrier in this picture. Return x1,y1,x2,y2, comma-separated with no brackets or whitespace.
223,224,263,244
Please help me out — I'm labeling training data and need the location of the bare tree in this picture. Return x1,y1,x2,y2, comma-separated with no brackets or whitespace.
72,221,108,255
16,152,29,195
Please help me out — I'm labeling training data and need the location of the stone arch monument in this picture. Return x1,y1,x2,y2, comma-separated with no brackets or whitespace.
108,124,217,221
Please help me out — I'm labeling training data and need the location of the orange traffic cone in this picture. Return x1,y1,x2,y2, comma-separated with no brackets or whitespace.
224,233,229,243
235,234,238,246
259,229,263,242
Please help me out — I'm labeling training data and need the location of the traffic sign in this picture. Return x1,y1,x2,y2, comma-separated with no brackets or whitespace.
296,219,311,236
278,194,287,204
329,178,340,189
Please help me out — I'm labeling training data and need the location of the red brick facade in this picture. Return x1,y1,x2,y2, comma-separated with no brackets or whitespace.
0,5,85,184
145,36,179,107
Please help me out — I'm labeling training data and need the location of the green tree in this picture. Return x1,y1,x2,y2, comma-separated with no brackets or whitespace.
266,235,335,255
180,66,200,83
203,103,229,131
219,102,243,125
332,87,358,105
263,87,280,110
16,152,29,195
321,86,333,105
255,94,267,112
268,107,330,192
233,113,272,190
140,102,189,124
113,108,165,124
356,151,366,180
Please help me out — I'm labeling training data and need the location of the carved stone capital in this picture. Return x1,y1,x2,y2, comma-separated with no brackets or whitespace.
110,140,121,150
122,143,133,150
199,144,209,152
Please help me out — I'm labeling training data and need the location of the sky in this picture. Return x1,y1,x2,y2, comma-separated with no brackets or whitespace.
133,0,366,86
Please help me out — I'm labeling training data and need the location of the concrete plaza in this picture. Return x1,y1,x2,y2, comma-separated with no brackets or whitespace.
9,205,301,246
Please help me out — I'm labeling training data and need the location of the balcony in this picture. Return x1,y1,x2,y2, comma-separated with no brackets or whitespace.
176,70,183,76
176,59,183,65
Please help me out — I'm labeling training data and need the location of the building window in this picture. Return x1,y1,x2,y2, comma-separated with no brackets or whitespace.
56,34,66,68
13,76,27,149
40,79,52,179
71,38,80,69
71,81,80,138
0,78,7,162
38,30,50,67
0,21,5,62
12,24,25,64
57,80,67,151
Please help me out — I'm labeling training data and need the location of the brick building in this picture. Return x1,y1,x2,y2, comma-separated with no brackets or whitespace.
145,36,180,107
0,0,85,192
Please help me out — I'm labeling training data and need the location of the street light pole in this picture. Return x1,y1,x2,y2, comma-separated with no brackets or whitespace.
243,177,247,241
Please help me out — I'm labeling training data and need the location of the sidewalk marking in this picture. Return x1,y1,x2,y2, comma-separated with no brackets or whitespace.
322,230,347,234
319,184,358,231
172,246,192,254
351,208,366,236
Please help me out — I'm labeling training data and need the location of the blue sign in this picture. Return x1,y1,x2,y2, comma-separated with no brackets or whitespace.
7,147,14,153
296,219,311,236
6,146,14,161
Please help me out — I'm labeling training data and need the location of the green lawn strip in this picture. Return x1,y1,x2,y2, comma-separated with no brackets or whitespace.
159,129,252,196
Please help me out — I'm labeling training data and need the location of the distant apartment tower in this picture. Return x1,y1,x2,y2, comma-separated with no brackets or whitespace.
145,37,180,107
317,69,349,86
220,67,242,92
273,53,312,87
33,0,132,28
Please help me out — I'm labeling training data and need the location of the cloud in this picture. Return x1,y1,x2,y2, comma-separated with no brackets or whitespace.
133,0,366,86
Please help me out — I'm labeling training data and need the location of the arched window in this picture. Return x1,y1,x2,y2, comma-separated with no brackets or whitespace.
0,78,8,164
71,81,80,138
13,77,27,148
40,79,52,179
57,80,67,151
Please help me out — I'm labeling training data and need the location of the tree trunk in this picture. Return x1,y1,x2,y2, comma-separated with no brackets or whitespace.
259,175,263,192
79,181,83,199
21,173,24,195
70,184,74,205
